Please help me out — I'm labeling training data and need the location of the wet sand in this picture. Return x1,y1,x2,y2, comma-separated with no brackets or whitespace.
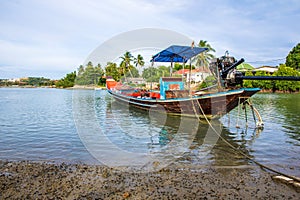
0,160,299,199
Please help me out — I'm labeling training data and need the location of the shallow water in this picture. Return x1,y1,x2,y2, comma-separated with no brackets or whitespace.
0,88,299,175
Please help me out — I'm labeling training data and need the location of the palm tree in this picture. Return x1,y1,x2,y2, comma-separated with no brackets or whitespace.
120,51,134,79
133,54,145,78
134,54,145,68
120,51,133,67
195,40,216,67
77,65,84,76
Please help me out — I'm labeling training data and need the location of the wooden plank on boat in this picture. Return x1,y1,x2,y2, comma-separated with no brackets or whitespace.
165,90,189,99
161,77,183,82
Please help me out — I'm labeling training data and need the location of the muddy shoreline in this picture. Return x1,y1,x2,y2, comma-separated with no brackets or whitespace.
0,160,299,199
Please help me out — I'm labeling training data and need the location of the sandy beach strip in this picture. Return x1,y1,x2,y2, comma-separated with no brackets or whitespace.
0,160,299,199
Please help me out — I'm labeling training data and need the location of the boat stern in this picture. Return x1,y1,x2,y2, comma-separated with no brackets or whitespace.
106,78,117,90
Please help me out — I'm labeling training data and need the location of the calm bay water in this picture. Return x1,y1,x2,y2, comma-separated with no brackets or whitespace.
0,88,299,175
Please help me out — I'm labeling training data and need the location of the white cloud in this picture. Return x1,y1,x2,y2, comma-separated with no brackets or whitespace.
0,0,300,78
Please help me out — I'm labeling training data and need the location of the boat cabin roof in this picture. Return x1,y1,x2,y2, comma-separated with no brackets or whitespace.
151,45,208,63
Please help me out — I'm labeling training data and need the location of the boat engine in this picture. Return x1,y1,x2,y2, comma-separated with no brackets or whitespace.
209,52,244,88
209,51,300,89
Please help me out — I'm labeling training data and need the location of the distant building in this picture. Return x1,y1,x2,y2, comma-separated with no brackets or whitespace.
7,78,20,82
253,66,278,74
186,66,211,83
173,67,211,83
173,69,190,76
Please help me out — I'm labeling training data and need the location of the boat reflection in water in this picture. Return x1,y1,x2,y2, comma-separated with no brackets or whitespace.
103,97,257,168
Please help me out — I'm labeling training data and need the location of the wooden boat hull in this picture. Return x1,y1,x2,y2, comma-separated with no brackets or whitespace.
107,88,260,119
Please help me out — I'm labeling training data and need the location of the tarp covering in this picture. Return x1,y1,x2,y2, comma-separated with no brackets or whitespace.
151,45,208,63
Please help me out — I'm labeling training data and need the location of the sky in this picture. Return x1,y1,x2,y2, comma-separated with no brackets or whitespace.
0,0,300,79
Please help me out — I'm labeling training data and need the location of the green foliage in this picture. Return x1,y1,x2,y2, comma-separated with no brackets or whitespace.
114,52,145,80
157,65,171,78
142,66,170,82
102,52,146,82
105,62,120,81
142,67,157,82
75,62,104,85
119,51,134,78
98,76,106,86
274,64,300,92
251,71,273,90
173,63,195,71
27,77,54,86
236,63,254,71
0,79,8,86
55,71,76,88
286,43,300,70
120,51,133,67
197,75,216,89
243,71,254,88
0,77,54,87
243,64,300,92
133,54,145,67
78,65,84,76
125,66,139,78
193,40,216,67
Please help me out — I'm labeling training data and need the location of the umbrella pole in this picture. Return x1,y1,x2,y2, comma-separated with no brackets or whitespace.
182,62,185,83
188,59,192,96
170,60,173,77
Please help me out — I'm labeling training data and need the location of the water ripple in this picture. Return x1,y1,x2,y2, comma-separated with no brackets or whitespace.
0,88,299,176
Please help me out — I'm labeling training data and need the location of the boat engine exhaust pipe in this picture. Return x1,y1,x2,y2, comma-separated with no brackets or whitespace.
221,58,245,79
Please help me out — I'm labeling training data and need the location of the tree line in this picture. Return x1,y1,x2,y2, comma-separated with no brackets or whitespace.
55,41,300,91
55,52,145,88
242,43,300,92
0,77,55,87
243,64,300,92
55,40,215,88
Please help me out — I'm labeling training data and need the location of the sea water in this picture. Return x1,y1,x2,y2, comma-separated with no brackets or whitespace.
0,88,299,176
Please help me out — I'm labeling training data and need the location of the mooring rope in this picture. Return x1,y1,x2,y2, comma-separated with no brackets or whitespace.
190,97,300,183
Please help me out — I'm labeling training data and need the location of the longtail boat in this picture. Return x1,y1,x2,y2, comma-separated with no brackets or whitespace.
106,45,263,119
106,80,260,119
